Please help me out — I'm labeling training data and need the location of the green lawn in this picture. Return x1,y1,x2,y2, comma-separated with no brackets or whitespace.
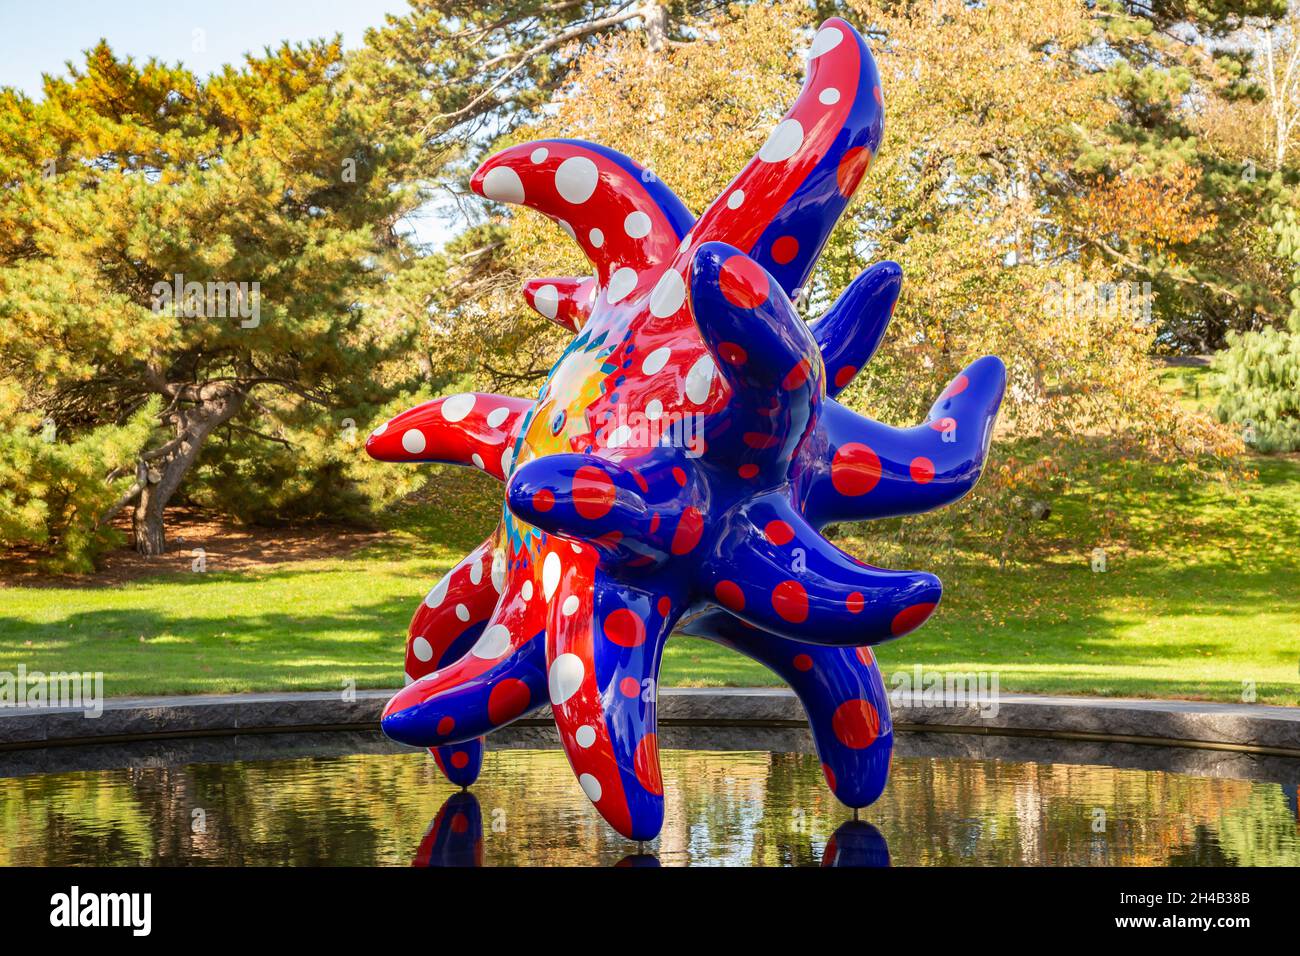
2,448,1297,705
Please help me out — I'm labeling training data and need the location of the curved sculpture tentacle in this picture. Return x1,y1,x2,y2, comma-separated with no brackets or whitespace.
369,16,1007,842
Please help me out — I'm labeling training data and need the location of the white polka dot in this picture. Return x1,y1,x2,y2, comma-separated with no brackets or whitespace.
371,420,388,436
570,543,583,555
412,636,433,662
486,406,510,428
607,267,638,304
425,577,449,608
522,579,534,601
441,393,475,422
471,623,511,659
530,146,549,163
533,283,559,319
759,119,804,163
727,189,744,209
686,354,716,404
819,87,841,105
482,165,524,203
575,725,597,748
810,26,843,59
555,155,599,204
606,424,632,448
579,773,602,801
646,399,663,421
455,603,470,622
557,219,576,241
501,447,514,475
589,227,604,248
642,347,671,375
542,551,562,601
491,549,506,593
404,672,414,686
561,595,580,616
548,652,585,705
401,429,426,454
624,211,651,238
468,557,483,585
649,270,686,318
678,233,692,253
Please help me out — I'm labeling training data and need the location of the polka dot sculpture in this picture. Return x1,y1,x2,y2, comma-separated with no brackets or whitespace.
366,17,1006,841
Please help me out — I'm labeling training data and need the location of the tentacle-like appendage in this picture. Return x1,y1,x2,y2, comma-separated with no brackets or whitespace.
688,18,884,298
543,553,682,841
380,574,547,748
366,393,533,481
684,608,894,808
404,540,503,786
800,355,1007,526
822,820,891,867
523,276,596,332
811,261,902,398
506,450,704,569
702,493,942,644
471,139,695,292
413,792,484,867
688,242,823,472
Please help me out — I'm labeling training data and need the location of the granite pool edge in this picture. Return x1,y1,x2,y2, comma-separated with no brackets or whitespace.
2,687,1297,756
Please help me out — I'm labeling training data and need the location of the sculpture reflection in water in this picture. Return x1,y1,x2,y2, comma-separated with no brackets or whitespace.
370,15,1005,842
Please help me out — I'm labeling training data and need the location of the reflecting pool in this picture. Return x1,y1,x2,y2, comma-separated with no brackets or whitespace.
0,730,1296,866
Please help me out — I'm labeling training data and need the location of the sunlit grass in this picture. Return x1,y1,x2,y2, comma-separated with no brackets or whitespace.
2,455,1296,704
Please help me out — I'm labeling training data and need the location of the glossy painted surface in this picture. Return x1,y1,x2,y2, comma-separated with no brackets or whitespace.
366,18,1007,840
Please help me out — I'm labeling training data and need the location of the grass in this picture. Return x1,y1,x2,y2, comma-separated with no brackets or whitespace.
2,440,1297,705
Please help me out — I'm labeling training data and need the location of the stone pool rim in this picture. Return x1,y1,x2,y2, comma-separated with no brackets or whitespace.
1,688,1297,758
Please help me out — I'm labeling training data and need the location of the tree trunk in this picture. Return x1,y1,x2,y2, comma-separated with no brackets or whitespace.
131,390,246,556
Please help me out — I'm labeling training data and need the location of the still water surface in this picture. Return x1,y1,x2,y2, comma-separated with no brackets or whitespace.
1,734,1296,866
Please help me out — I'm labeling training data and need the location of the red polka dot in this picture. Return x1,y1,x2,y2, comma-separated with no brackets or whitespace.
834,365,857,389
487,677,531,725
619,676,641,698
450,812,469,834
873,85,883,105
718,255,769,308
891,602,937,636
738,463,759,479
631,469,649,493
572,465,615,519
822,762,837,791
672,466,687,486
603,608,646,647
450,750,470,769
831,699,880,749
657,595,671,616
719,341,748,365
743,431,778,449
831,443,881,496
437,715,455,736
772,580,809,624
782,359,811,391
634,733,663,795
532,488,554,512
671,506,704,554
793,653,813,672
715,580,745,611
910,456,935,484
649,512,661,533
940,374,969,399
846,591,864,614
771,235,799,265
765,520,794,546
836,147,872,196
855,645,875,666
594,530,623,549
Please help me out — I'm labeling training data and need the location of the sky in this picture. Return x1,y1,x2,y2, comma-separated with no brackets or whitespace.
0,0,459,245
0,0,408,98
